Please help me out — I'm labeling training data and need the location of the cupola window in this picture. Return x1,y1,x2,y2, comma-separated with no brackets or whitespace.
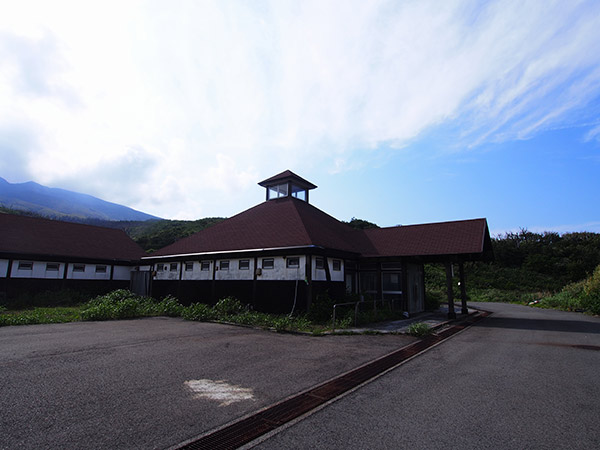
258,170,317,203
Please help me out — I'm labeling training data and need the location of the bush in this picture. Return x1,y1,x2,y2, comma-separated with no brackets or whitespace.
407,322,432,337
425,291,443,310
213,297,244,316
307,291,337,322
80,289,184,321
155,295,184,317
181,303,215,321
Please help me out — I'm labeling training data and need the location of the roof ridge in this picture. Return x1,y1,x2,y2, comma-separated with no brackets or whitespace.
368,217,487,232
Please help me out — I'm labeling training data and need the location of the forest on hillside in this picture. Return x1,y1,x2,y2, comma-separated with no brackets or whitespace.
426,229,600,309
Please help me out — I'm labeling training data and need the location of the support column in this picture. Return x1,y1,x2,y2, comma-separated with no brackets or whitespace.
459,261,468,314
305,255,313,312
445,262,456,319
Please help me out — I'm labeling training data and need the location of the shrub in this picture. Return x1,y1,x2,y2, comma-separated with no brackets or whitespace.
182,303,215,321
407,322,432,337
307,291,337,322
273,316,292,332
424,291,443,310
213,297,244,316
80,289,174,321
155,295,184,317
583,265,600,297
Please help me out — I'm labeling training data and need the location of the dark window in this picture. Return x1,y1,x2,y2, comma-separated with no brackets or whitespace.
46,263,59,272
262,258,274,269
286,257,300,268
332,260,341,271
170,263,178,272
239,260,250,270
156,264,165,272
96,265,107,273
201,261,211,271
220,261,230,271
73,264,85,272
382,272,402,292
360,272,377,292
315,257,324,269
18,261,33,271
185,262,194,271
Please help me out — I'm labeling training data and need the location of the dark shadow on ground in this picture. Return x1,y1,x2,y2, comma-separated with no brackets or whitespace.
477,316,600,334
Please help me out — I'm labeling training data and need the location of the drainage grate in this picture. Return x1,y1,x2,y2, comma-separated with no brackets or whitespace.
176,310,490,450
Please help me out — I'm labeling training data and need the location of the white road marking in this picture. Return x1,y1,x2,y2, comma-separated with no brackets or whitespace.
184,379,255,406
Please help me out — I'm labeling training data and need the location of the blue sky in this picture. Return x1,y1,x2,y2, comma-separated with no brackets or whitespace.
1,0,599,235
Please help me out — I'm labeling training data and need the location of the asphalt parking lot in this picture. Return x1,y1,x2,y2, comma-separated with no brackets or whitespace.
0,318,415,449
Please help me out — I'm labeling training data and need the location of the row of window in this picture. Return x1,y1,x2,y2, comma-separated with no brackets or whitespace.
16,262,107,273
156,257,342,272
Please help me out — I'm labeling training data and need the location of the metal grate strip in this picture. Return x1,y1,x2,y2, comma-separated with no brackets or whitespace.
176,310,490,450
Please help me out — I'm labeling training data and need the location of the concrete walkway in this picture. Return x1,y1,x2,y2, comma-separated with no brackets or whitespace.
340,304,478,334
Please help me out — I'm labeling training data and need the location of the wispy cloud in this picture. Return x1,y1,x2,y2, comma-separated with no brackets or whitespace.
1,0,600,218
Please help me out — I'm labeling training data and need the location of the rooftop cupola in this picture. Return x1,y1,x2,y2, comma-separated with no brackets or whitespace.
258,170,317,203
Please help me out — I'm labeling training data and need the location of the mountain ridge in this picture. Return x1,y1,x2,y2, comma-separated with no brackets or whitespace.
0,177,160,221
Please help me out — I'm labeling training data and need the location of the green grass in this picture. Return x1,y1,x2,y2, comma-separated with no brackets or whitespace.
1,290,415,334
0,306,83,326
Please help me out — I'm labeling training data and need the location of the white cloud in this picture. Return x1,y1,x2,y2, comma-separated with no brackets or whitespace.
1,0,600,218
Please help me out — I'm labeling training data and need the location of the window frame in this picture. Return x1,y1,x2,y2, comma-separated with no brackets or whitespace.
239,260,250,270
46,263,60,272
95,265,107,274
17,261,33,271
72,264,85,273
200,261,211,271
262,258,274,269
286,257,300,268
332,259,342,271
185,262,194,271
219,260,230,271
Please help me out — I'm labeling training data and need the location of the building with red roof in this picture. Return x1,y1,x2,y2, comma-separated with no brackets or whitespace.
143,171,492,316
0,214,146,304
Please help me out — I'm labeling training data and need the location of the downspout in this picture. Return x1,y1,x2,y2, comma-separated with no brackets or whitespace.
305,254,313,312
252,256,258,309
211,259,217,304
177,261,183,299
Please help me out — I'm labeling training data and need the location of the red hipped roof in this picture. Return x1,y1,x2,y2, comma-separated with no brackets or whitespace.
150,197,492,260
0,213,146,261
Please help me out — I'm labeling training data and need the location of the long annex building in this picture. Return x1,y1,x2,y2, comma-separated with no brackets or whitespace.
0,214,146,304
1,170,492,314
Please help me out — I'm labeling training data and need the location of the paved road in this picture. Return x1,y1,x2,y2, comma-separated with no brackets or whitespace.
252,303,600,449
0,317,414,449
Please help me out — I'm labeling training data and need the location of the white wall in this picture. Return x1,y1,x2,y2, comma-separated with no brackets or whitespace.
0,259,9,278
151,255,309,282
10,261,64,279
154,262,180,280
312,257,344,282
215,258,255,281
255,256,305,281
67,263,111,280
180,261,214,281
6,260,135,280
